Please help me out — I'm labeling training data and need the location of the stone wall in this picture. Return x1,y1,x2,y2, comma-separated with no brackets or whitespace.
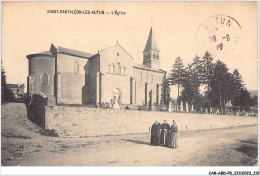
45,106,258,137
27,94,47,128
133,66,165,105
28,55,55,97
89,55,100,104
97,44,134,105
101,73,131,104
99,44,134,77
56,53,89,105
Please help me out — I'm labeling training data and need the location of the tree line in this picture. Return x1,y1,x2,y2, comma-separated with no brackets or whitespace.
1,62,15,104
167,52,257,114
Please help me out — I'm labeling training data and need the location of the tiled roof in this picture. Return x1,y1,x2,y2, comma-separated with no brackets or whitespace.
26,50,54,59
37,50,53,56
133,63,166,73
27,45,93,59
26,51,54,59
57,46,93,58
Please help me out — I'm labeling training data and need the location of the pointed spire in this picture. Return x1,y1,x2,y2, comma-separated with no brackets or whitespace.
144,27,159,52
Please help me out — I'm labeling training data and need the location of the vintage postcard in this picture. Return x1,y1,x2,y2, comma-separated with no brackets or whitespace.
1,1,258,174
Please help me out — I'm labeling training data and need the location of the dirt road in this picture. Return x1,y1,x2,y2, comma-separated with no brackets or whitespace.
1,103,258,166
2,125,257,166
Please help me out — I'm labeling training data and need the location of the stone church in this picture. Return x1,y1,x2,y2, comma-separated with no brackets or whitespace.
27,28,166,107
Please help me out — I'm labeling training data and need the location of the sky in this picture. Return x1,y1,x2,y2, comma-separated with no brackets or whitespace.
2,1,258,98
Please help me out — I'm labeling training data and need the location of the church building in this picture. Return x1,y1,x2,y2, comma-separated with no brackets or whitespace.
26,28,166,107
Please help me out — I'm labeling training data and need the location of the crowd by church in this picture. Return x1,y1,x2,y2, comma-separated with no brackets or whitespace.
150,120,178,149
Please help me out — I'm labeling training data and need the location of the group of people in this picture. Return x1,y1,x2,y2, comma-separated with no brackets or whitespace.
150,120,178,149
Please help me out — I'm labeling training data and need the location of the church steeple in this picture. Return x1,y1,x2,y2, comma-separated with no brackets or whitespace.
143,27,160,69
144,28,159,52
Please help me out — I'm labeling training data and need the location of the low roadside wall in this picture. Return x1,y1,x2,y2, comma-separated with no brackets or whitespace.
26,94,47,128
45,106,258,137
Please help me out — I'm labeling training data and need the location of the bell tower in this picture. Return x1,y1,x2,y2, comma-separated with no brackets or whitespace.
143,27,160,69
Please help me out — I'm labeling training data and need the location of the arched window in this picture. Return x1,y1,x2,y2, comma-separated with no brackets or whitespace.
118,66,121,74
116,62,121,74
145,82,148,106
121,65,124,75
156,84,159,104
112,63,115,73
140,73,142,82
42,73,48,85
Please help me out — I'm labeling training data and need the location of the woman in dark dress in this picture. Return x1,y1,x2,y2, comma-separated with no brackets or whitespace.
161,120,170,146
150,121,158,145
156,122,162,145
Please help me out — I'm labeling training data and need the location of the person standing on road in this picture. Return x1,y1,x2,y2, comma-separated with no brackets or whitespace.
150,121,158,145
161,120,170,146
156,121,162,145
168,120,178,149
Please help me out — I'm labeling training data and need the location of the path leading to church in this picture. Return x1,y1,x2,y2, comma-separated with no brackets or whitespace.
1,103,258,166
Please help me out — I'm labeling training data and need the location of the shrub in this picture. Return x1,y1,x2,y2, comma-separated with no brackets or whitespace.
138,106,150,111
101,102,110,108
138,106,143,111
159,105,168,112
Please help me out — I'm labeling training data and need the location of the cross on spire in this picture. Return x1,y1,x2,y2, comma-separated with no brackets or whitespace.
151,17,153,27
